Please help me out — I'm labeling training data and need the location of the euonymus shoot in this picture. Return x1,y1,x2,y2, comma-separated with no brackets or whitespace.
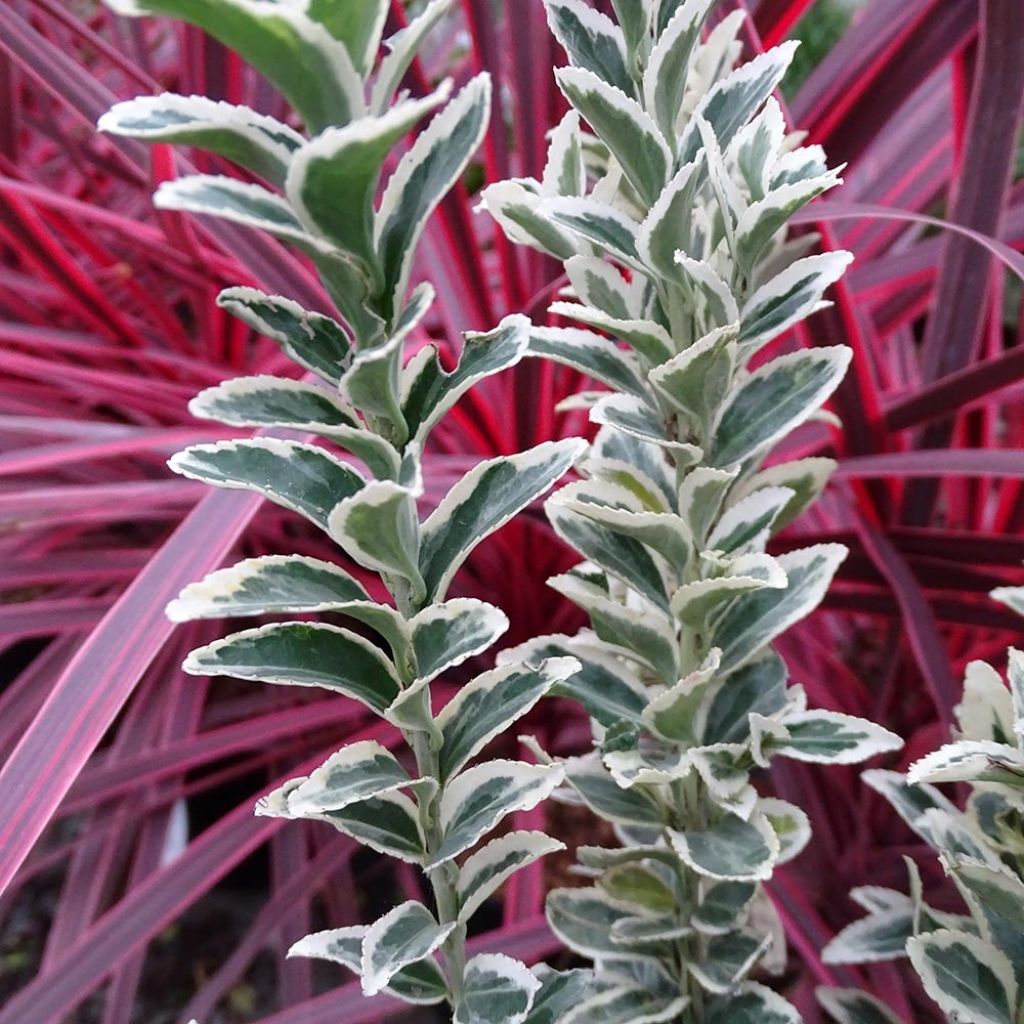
481,0,902,1019
101,1,588,1019
821,582,1024,1024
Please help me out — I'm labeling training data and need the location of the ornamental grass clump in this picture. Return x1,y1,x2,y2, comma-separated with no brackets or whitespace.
481,0,903,1019
99,1,588,1020
822,581,1024,1024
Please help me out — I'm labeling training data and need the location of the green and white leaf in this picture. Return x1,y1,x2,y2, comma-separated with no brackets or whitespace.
758,710,903,766
434,761,565,866
561,987,689,1024
707,983,801,1024
528,327,646,395
436,657,579,780
182,622,400,712
288,740,414,815
371,0,454,112
816,987,906,1024
323,791,427,863
822,908,914,965
544,197,644,270
419,438,585,600
168,439,365,531
907,930,1016,1024
546,302,674,366
361,901,455,996
671,811,779,881
409,598,510,684
457,831,565,923
543,0,632,94
98,93,302,185
907,740,1024,788
455,954,542,1024
757,797,811,865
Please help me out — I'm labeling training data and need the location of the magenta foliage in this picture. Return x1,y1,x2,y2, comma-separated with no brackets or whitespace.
0,1,1023,1022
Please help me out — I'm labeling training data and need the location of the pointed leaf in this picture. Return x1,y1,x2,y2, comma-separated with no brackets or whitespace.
455,954,542,1024
361,901,454,996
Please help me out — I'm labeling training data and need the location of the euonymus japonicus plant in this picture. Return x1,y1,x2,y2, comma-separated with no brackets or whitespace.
99,1,589,1020
480,1,903,1020
821,582,1024,1024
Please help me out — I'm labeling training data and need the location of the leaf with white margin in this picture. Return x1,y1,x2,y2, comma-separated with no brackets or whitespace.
735,170,844,276
409,598,510,684
690,744,750,800
371,0,452,111
188,375,400,479
500,634,648,726
419,438,585,601
561,987,689,1024
863,769,958,836
706,486,793,554
168,438,365,531
591,394,703,464
563,254,647,321
182,621,400,712
678,42,799,163
478,180,579,259
154,175,329,252
289,925,448,1004
99,94,302,185
376,73,491,316
324,791,427,863
525,969,603,1024
546,504,670,611
402,314,531,443
554,480,691,572
543,0,632,94
545,197,644,270
216,286,352,385
671,553,787,630
328,481,424,598
672,811,779,881
103,0,364,133
949,859,1024,986
644,650,721,742
711,347,851,468
739,252,853,355
816,987,906,1024
564,758,665,825
731,456,836,532
542,109,587,197
731,98,786,204
555,67,670,205
643,0,714,142
546,888,665,959
908,930,1016,1024
1007,647,1024,741
603,748,691,790
713,544,848,672
707,982,802,1024
957,660,1015,744
360,901,455,996
908,740,1024,788
757,797,811,865
457,831,565,923
305,0,388,75
693,880,757,935
699,649,788,744
528,326,646,396
636,159,703,278
822,908,913,965
455,953,541,1024
288,741,413,815
436,657,578,780
167,554,369,621
286,85,453,271
689,931,769,994
546,302,673,366
673,253,739,329
757,710,902,766
432,760,564,866
648,325,737,441
549,573,677,681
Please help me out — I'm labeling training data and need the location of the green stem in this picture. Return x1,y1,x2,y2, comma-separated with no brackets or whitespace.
410,729,468,1007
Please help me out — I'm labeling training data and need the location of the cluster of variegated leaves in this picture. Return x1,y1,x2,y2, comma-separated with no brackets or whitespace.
820,582,1024,1024
99,0,594,1020
479,0,903,1019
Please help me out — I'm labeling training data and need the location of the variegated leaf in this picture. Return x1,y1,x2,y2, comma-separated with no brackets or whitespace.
182,622,400,711
817,987,906,1024
287,741,414,815
455,954,541,1024
544,0,632,94
104,0,364,132
707,983,801,1024
528,326,646,395
361,901,454,996
305,0,388,76
545,197,644,270
757,710,903,766
433,761,565,866
168,438,365,531
99,93,302,185
419,439,585,600
672,811,779,881
371,0,454,111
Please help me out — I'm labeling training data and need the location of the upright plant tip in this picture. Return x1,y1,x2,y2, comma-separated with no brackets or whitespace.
101,0,584,1019
484,0,901,1018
